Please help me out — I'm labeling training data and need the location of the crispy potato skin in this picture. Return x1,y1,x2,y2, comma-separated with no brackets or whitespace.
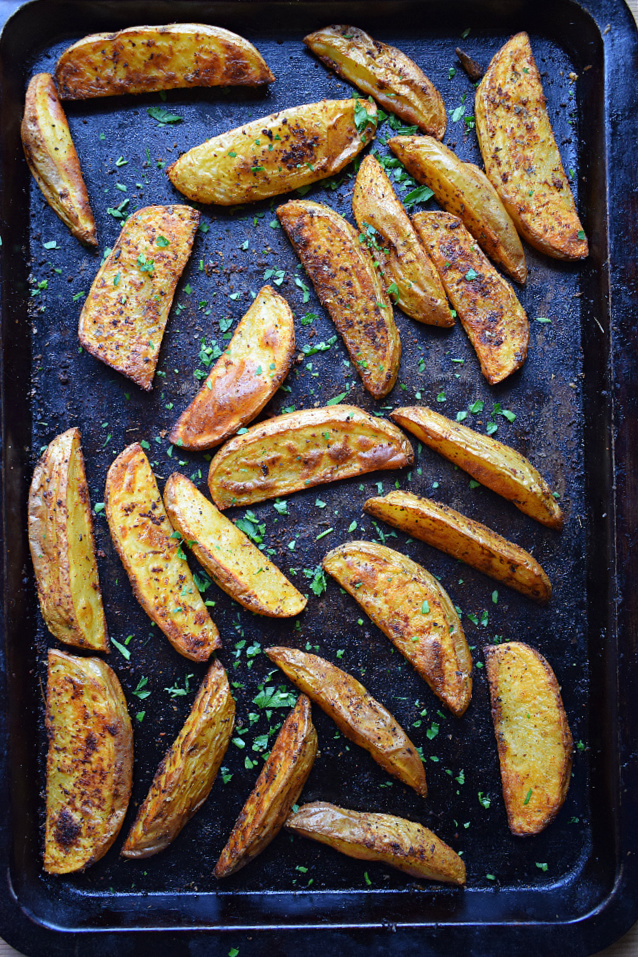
304,25,446,138
169,286,295,450
322,541,472,716
475,32,587,260
277,200,400,397
214,694,317,878
485,642,573,836
55,23,274,99
122,660,235,858
352,155,453,326
164,473,306,617
413,212,528,385
207,406,413,509
364,491,551,603
21,73,96,246
28,428,108,652
105,444,220,661
45,650,133,874
168,99,376,205
389,136,526,284
390,406,564,530
286,802,465,884
266,647,427,796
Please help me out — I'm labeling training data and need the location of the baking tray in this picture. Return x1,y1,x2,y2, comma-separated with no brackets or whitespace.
0,0,637,954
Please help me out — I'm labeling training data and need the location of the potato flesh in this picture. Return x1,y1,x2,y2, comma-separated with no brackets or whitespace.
277,199,400,397
169,285,295,450
207,406,413,509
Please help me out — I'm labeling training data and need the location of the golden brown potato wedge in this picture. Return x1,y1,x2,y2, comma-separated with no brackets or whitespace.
286,802,465,884
168,99,376,205
79,205,199,391
364,491,551,603
55,23,274,99
484,641,573,836
28,428,108,652
207,406,413,509
304,25,446,139
122,660,235,858
352,155,453,326
277,199,400,397
390,406,564,530
322,541,472,716
44,650,133,874
164,473,306,618
475,32,587,260
388,135,526,283
214,694,317,878
169,286,295,451
266,647,427,796
105,444,220,662
21,73,96,246
413,212,528,385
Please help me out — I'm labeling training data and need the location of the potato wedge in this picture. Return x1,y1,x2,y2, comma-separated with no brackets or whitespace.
277,200,400,397
105,444,220,662
475,32,587,260
122,660,235,858
28,428,108,652
266,647,427,796
352,155,453,326
164,473,306,617
322,541,471,716
388,135,526,283
390,406,564,530
286,802,465,884
484,641,573,836
364,491,551,602
79,205,199,391
214,694,317,878
304,25,446,139
413,212,528,384
168,99,376,205
207,406,413,509
44,650,133,874
169,286,295,451
21,73,96,246
55,23,274,99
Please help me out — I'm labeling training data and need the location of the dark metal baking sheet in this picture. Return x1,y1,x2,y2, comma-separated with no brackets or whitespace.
0,0,637,954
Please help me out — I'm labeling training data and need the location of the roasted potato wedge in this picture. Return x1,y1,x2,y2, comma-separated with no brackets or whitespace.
164,473,306,617
304,25,446,139
45,650,133,874
390,406,564,530
484,642,573,836
388,135,526,283
55,23,274,99
79,205,199,391
322,541,472,716
168,99,376,205
214,694,317,878
352,155,453,326
413,212,528,384
475,32,587,260
105,444,220,662
169,286,295,451
364,491,551,603
286,802,465,884
277,199,400,397
122,660,235,858
28,427,108,652
21,73,96,246
266,647,427,796
207,406,413,509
